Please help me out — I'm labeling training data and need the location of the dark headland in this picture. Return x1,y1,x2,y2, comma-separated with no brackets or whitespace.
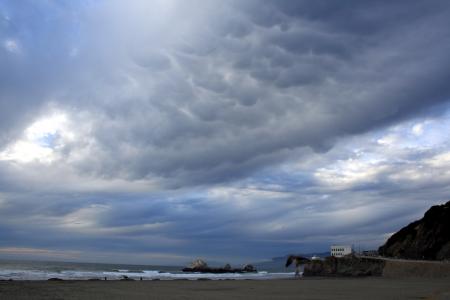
379,200,450,260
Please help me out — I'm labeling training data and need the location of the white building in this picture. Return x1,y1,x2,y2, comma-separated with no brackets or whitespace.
331,245,353,257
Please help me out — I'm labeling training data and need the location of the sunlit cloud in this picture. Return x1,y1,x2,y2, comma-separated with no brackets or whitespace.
314,159,388,189
0,112,73,163
411,123,424,136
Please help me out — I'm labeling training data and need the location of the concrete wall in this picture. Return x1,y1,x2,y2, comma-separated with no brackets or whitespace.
382,260,450,278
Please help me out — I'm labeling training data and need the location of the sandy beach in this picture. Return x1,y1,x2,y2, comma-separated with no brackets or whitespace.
1,277,450,300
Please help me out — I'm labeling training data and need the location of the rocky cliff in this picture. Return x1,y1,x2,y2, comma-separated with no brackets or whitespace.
303,255,385,277
378,201,450,260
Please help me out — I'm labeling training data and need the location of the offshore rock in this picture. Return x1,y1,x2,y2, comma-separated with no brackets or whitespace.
190,259,208,269
242,264,255,272
182,260,257,273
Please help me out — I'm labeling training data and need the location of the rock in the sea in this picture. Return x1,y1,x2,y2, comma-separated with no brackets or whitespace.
303,255,385,277
182,261,257,273
190,259,208,269
242,264,255,272
378,200,450,260
48,278,64,281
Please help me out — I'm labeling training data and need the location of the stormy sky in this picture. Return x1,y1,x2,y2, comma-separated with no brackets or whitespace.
1,0,450,265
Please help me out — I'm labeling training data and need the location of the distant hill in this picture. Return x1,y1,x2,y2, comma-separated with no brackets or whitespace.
379,201,450,260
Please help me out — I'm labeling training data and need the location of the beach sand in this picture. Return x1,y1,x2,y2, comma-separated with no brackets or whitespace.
1,277,450,300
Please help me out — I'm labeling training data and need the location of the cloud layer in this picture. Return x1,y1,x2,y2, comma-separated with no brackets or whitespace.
1,0,450,264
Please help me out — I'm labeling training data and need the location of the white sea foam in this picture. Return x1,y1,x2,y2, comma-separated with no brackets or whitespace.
103,270,295,280
0,268,295,280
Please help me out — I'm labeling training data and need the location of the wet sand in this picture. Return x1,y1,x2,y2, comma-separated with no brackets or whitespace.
1,277,450,300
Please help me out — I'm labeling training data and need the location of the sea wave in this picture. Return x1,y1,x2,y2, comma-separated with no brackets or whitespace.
0,268,295,280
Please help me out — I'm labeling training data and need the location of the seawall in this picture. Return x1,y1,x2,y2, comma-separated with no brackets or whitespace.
382,259,450,278
303,256,450,278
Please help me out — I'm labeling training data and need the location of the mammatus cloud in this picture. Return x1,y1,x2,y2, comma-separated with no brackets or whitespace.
2,0,450,185
0,0,450,263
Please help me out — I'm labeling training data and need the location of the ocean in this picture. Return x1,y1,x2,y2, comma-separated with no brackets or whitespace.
0,259,295,280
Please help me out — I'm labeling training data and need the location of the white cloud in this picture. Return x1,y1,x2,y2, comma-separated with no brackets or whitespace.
0,112,74,163
61,204,110,229
314,158,387,189
426,151,450,168
0,140,54,163
25,113,72,142
3,39,20,53
376,134,398,146
412,123,424,136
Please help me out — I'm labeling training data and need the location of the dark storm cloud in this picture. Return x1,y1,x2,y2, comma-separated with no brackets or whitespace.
52,0,450,186
2,1,450,186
